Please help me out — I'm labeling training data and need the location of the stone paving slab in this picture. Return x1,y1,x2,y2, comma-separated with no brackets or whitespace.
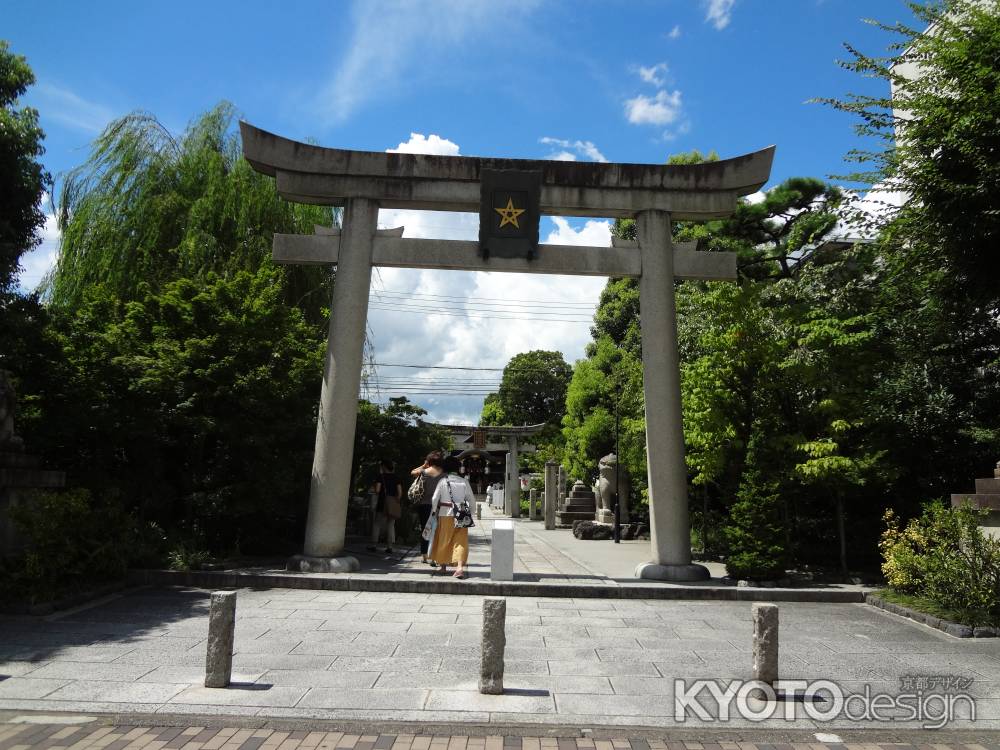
127,507,867,603
1,587,999,730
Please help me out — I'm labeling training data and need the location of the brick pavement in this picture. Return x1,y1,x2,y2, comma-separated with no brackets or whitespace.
0,719,999,750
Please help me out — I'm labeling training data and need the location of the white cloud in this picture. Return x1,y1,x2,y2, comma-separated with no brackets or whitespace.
661,120,691,142
322,0,537,123
539,137,607,163
624,89,683,126
35,82,114,134
703,0,736,30
545,217,612,247
17,194,60,292
667,25,682,40
636,62,669,87
387,133,460,156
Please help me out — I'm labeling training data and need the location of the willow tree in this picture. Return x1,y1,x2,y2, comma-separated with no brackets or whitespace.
51,103,335,321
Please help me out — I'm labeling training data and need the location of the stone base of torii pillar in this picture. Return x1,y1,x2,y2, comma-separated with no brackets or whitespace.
287,554,360,574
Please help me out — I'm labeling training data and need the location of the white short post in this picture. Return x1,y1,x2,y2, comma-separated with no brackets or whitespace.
634,209,709,582
292,198,377,572
491,519,515,581
205,591,236,688
752,603,779,688
479,598,506,694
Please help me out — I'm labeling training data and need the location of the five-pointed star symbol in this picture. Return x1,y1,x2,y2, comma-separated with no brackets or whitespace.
495,197,526,229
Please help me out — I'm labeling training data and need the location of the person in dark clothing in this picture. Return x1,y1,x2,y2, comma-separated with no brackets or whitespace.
368,460,401,554
410,451,444,566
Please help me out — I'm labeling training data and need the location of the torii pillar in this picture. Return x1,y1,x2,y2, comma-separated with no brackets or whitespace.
506,435,520,518
240,121,774,580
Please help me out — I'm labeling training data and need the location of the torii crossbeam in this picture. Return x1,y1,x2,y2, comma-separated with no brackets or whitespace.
241,122,774,581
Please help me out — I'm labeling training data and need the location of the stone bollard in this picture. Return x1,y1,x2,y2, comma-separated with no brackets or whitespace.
544,461,557,530
752,603,779,688
205,590,237,688
479,598,506,694
528,488,538,519
476,501,482,520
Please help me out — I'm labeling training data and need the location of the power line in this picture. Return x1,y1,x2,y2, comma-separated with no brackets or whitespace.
370,297,595,317
373,362,567,372
369,304,592,323
371,289,597,308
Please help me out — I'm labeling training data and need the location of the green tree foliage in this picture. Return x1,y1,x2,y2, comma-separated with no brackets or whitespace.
51,104,334,321
21,269,326,554
480,350,572,427
354,397,450,491
723,467,786,581
0,40,50,292
818,0,1000,299
479,393,507,426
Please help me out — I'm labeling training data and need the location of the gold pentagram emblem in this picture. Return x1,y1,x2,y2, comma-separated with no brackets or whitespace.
494,197,526,229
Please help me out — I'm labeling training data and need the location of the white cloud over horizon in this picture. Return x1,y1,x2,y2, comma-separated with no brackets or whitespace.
539,137,607,163
17,193,60,293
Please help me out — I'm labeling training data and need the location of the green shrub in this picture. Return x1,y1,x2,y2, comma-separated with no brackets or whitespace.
880,502,1000,627
724,473,786,580
6,488,137,602
166,543,212,572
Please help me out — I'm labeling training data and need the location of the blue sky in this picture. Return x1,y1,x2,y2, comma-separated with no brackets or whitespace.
8,0,917,424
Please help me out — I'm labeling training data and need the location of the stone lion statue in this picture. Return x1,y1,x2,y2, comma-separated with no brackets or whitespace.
0,370,23,450
597,452,630,523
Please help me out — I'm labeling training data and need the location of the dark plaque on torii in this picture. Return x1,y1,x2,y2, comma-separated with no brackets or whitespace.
478,168,541,261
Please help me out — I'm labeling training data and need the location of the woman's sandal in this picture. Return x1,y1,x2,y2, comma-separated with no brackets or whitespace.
453,571,467,580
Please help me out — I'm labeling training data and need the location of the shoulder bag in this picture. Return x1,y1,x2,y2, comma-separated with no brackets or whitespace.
448,478,475,529
407,471,425,503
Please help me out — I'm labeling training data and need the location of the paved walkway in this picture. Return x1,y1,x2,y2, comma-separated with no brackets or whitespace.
190,505,864,597
2,717,998,750
1,587,997,730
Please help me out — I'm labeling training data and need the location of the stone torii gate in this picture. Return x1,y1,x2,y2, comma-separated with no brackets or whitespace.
433,422,546,518
241,122,774,581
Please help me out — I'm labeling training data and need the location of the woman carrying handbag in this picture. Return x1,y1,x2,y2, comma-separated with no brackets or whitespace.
409,451,444,566
423,455,475,579
368,459,401,554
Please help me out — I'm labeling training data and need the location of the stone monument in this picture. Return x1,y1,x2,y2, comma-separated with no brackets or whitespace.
0,371,66,557
952,459,1000,539
555,480,598,528
596,452,630,525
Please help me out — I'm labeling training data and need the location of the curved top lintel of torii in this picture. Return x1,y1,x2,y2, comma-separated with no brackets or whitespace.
240,121,775,219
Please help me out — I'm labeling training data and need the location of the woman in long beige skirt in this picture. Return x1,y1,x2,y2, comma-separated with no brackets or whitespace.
427,455,474,579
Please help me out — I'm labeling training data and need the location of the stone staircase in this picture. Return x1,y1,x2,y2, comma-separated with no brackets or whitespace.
951,460,1000,538
554,480,596,528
